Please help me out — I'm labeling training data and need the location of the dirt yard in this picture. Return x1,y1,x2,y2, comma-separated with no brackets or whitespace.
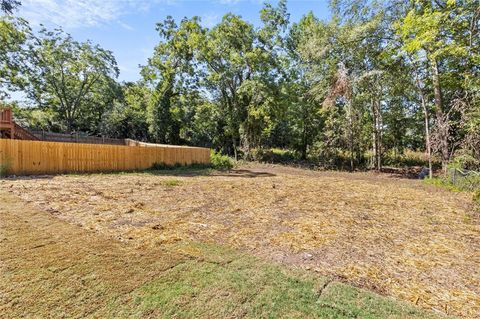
1,164,479,318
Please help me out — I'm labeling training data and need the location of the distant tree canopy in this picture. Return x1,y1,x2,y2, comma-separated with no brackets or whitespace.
2,0,480,171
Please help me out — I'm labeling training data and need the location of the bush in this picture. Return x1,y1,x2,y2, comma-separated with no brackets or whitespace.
250,148,298,164
210,150,234,170
383,150,441,168
449,152,480,171
0,160,11,177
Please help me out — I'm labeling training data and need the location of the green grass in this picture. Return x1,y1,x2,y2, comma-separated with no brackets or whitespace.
161,179,182,187
423,176,462,192
106,243,444,319
424,175,480,210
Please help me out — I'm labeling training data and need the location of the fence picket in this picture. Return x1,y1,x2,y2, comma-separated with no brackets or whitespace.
0,139,210,175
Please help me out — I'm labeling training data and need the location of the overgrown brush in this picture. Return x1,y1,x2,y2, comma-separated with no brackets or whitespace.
149,151,233,171
250,148,299,163
210,150,234,170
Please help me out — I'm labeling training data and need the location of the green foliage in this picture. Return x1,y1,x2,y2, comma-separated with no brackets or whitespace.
142,16,203,144
101,83,150,140
250,148,298,164
383,150,441,169
0,160,11,177
161,179,182,187
11,105,62,131
24,28,119,132
2,1,480,173
473,189,480,205
210,150,234,170
0,16,29,98
108,242,440,319
425,171,480,193
449,152,480,171
423,176,460,192
2,22,119,133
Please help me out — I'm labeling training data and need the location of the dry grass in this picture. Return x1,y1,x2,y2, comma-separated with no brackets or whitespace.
0,191,440,319
2,164,479,318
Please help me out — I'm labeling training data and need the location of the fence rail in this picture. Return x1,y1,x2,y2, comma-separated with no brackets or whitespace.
31,131,126,145
0,138,210,175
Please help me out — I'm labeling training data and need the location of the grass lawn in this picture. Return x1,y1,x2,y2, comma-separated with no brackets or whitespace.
1,164,477,318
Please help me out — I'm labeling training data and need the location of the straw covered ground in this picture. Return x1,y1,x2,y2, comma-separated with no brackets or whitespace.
1,164,478,318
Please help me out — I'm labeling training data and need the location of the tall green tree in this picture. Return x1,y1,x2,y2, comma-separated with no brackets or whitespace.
101,82,151,140
396,0,479,173
0,17,29,98
142,16,203,144
21,28,119,132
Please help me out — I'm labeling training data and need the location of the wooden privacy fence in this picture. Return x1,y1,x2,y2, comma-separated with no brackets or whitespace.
0,138,210,175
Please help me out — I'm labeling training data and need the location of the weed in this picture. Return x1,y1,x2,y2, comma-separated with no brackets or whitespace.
0,158,12,177
162,179,181,187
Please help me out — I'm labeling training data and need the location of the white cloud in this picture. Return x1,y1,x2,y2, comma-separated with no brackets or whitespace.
118,21,134,31
18,0,171,29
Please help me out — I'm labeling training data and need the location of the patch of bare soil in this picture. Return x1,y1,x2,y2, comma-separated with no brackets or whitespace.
2,164,479,318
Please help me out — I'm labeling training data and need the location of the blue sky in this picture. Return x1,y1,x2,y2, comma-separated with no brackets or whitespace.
17,0,331,82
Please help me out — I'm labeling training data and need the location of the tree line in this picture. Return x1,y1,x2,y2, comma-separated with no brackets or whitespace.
1,0,479,172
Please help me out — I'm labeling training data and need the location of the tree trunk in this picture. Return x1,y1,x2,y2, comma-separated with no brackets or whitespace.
371,97,382,171
232,136,238,161
423,104,433,178
301,121,308,160
430,57,449,175
413,60,433,178
347,101,354,171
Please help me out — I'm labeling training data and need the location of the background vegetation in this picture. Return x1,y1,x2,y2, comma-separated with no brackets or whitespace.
1,0,479,173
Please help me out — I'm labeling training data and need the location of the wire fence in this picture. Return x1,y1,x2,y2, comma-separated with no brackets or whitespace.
449,168,480,191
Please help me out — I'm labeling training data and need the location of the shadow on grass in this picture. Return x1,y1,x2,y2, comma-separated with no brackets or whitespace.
381,167,423,180
0,174,55,181
1,167,276,180
212,169,276,178
146,168,276,178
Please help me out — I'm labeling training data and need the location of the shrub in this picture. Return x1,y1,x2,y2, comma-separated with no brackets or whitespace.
383,150,441,168
210,150,234,170
250,148,298,163
449,152,480,171
0,160,11,177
